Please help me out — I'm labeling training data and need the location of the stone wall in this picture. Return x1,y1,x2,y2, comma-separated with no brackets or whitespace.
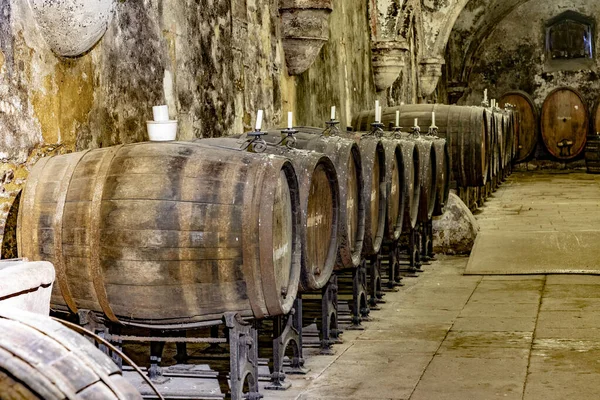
0,0,429,256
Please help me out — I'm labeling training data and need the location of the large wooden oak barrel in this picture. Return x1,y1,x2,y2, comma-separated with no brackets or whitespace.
18,142,302,327
339,134,387,256
199,137,340,292
381,138,405,241
499,92,538,162
541,87,588,160
352,104,488,187
254,128,365,269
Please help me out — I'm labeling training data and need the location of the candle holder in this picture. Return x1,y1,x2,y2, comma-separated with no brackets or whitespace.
277,128,298,149
322,119,340,136
411,125,421,138
241,129,268,153
428,125,439,137
369,121,385,137
392,126,403,139
481,99,490,108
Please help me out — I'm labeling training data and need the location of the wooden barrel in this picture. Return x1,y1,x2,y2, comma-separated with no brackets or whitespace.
339,133,386,256
381,138,405,241
499,91,537,162
255,128,365,269
352,104,488,187
541,87,588,160
585,135,600,174
0,308,142,399
414,137,437,222
483,108,494,181
18,142,302,327
393,135,420,230
426,137,450,216
199,137,340,292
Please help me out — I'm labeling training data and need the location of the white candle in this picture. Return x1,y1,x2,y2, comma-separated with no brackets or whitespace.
375,101,380,122
331,106,336,120
255,110,263,131
395,110,400,127
377,106,382,123
287,111,293,129
414,118,418,127
432,112,436,127
484,89,488,102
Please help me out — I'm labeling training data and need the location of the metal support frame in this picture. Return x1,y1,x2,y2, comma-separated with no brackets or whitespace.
319,275,341,355
382,240,403,291
347,261,370,330
76,309,262,400
266,298,306,391
420,220,434,264
368,254,385,309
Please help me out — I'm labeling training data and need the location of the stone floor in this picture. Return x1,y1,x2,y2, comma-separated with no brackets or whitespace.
263,171,600,400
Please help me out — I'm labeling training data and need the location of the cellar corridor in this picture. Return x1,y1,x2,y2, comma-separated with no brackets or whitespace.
262,171,600,400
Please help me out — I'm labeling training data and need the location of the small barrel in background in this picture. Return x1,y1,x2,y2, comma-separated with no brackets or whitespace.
584,99,600,174
425,137,450,216
394,136,420,230
18,142,302,327
352,105,488,188
541,87,588,160
413,138,437,222
381,138,405,241
199,136,340,292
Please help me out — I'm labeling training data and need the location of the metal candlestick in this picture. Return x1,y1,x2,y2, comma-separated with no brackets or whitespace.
323,119,340,136
392,126,403,139
278,128,298,149
428,125,439,137
369,121,385,137
242,129,268,153
412,125,421,138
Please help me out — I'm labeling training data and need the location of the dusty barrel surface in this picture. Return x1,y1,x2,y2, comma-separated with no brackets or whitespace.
339,133,387,256
18,142,302,327
200,136,340,292
412,137,437,222
424,136,450,216
541,87,588,160
587,101,600,173
257,128,365,269
381,138,405,241
352,104,488,187
500,91,538,162
389,134,420,230
0,308,142,399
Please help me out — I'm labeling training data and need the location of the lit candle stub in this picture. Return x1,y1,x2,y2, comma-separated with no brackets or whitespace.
396,110,400,127
414,118,418,127
331,106,336,120
255,110,263,131
288,111,293,129
432,112,436,127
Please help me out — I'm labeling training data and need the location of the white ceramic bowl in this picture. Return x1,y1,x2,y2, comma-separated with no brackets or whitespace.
147,120,178,141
